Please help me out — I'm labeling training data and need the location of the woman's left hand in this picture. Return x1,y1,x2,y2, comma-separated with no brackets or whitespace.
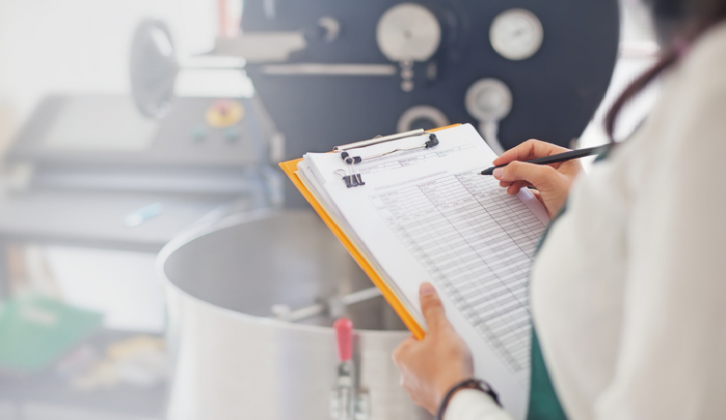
393,282,474,414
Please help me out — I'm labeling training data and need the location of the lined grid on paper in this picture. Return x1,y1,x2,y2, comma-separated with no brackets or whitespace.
369,171,545,372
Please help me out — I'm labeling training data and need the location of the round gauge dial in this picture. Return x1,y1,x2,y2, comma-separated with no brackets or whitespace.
490,9,543,61
465,78,513,122
376,3,441,62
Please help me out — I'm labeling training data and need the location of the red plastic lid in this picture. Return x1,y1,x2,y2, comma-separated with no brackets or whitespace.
333,318,353,362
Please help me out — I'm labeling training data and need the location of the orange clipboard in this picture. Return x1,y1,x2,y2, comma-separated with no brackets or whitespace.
279,124,460,339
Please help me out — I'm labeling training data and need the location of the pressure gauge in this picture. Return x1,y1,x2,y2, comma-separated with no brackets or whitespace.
490,9,543,61
465,79,513,123
466,78,513,155
376,3,441,62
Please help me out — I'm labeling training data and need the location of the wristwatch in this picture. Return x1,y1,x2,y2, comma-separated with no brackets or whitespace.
436,378,502,420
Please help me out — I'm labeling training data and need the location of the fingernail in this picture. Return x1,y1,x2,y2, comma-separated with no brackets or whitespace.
420,282,436,296
492,168,503,179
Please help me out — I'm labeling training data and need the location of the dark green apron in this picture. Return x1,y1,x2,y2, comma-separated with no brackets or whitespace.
526,215,569,420
525,149,612,420
527,330,568,420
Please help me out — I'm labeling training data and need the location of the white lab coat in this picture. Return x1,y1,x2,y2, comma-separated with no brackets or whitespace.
446,21,726,420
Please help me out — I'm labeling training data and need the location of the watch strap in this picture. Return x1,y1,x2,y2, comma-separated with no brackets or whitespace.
436,378,502,420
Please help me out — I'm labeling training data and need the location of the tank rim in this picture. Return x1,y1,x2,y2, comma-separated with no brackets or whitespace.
156,207,412,336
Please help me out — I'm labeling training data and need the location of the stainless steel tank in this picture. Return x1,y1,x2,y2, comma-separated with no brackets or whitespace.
158,209,431,420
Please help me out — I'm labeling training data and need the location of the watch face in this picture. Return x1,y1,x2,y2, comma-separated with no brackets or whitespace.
490,9,544,60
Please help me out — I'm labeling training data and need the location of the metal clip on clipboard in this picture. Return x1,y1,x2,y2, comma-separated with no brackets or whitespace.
333,129,440,188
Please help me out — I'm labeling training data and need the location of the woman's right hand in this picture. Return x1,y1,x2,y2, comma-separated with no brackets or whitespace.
492,139,584,218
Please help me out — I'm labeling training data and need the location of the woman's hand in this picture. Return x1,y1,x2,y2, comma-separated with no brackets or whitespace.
492,139,584,217
393,283,474,414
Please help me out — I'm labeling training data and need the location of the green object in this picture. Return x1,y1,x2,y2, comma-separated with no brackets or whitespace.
527,330,568,420
0,295,103,373
527,222,569,420
526,143,614,418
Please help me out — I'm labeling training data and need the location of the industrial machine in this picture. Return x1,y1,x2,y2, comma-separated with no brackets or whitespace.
134,0,619,206
0,92,283,417
240,0,619,157
0,94,278,252
0,17,285,418
143,1,621,419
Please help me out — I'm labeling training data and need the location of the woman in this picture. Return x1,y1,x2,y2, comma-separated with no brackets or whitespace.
393,0,726,419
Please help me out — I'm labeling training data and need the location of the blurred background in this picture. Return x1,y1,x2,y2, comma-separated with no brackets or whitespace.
0,0,658,419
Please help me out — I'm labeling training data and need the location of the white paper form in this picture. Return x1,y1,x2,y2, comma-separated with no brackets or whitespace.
299,124,548,419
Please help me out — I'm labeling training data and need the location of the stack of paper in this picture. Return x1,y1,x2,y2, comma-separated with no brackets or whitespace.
294,124,548,419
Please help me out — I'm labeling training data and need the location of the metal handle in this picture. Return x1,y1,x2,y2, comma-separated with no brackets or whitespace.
270,287,382,323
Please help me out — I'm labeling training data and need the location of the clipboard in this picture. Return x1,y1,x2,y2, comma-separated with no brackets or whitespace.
279,124,460,339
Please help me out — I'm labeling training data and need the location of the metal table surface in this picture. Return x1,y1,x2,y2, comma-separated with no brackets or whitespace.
0,190,248,252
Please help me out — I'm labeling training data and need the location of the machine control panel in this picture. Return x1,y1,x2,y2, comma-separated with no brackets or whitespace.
7,96,266,169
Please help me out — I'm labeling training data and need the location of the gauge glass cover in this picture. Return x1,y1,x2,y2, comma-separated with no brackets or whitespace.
490,9,543,61
376,3,441,62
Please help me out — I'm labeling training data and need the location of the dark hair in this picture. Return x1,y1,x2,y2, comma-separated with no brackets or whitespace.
605,0,726,141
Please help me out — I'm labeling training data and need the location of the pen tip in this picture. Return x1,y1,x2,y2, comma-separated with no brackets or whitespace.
479,166,496,176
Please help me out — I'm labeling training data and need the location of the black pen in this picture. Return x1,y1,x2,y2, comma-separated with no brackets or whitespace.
479,144,611,176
